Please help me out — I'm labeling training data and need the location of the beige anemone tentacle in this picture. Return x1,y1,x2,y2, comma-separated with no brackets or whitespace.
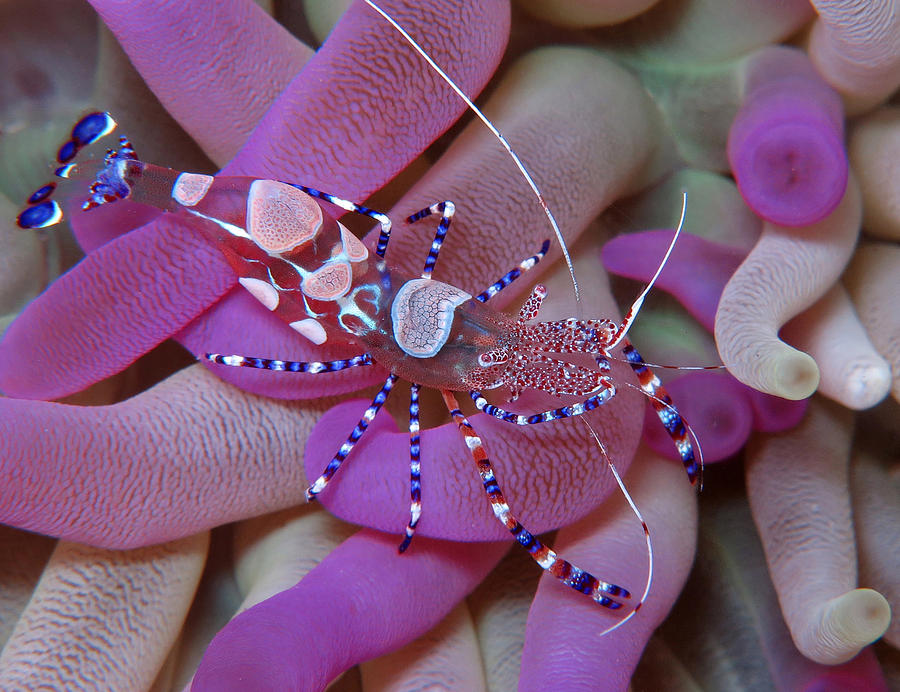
715,175,861,400
746,398,891,664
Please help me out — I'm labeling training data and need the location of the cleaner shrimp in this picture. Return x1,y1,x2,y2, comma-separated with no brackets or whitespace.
16,0,701,624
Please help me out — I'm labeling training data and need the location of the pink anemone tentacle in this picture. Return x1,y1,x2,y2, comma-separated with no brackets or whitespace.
727,46,847,227
519,447,697,691
85,0,314,166
191,529,507,691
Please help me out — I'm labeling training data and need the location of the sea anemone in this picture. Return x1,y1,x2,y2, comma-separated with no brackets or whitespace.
0,0,896,690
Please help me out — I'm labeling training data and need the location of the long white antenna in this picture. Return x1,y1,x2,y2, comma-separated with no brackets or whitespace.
580,418,653,636
609,191,688,350
363,0,581,304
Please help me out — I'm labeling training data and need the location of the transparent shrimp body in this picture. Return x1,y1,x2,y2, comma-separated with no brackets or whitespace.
81,162,508,386
45,136,616,397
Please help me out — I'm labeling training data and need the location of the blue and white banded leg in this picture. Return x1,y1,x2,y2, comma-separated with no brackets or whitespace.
283,182,393,258
406,201,456,279
468,378,617,426
398,382,422,553
475,240,551,303
620,340,700,485
204,352,374,373
306,373,398,500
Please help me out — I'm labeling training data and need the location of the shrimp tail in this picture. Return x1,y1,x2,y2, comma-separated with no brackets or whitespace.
16,111,141,229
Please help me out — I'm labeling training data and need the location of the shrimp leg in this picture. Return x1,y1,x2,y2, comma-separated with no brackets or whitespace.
474,240,551,304
282,182,392,258
406,201,456,278
397,383,422,553
305,374,398,500
443,390,631,611
204,353,373,373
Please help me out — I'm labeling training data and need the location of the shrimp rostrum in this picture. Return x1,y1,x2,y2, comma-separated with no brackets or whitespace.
18,111,698,615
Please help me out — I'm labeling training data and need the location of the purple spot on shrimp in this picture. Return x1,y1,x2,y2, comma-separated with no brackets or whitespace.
16,200,61,230
56,139,76,164
71,111,117,146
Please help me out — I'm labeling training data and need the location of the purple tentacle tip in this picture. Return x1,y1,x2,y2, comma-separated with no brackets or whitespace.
742,383,809,433
728,48,847,227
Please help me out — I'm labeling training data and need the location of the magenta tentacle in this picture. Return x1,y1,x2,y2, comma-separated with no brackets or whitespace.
85,0,314,165
519,448,697,691
602,230,745,333
728,46,847,227
640,371,752,464
443,390,632,610
305,378,643,542
191,529,507,691
742,385,809,433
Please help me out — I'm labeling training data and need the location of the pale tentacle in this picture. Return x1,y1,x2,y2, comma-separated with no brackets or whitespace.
844,241,900,403
850,449,900,649
849,106,900,241
781,284,891,410
715,175,861,400
746,397,891,664
807,0,900,114
0,535,208,690
360,602,487,691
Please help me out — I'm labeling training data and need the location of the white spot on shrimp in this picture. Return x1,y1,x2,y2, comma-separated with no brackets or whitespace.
172,172,214,207
338,222,369,262
391,279,471,358
238,277,279,311
247,179,323,254
289,318,327,345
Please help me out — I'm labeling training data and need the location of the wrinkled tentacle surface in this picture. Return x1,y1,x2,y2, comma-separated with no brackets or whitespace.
191,530,507,691
746,398,891,664
0,0,510,402
715,176,862,400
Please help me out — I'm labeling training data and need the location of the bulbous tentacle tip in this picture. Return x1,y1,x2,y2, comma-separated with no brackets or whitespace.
733,120,847,228
723,341,819,401
774,349,820,401
803,588,892,665
841,358,892,410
